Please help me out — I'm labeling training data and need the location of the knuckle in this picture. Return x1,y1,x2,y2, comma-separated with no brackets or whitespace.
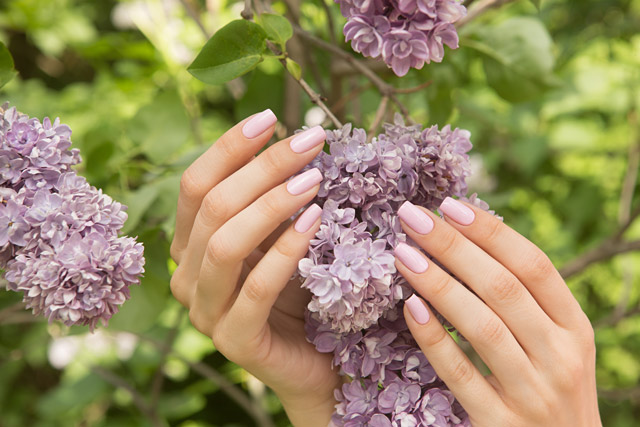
242,274,269,305
258,146,284,180
169,269,189,307
273,236,301,261
180,169,204,201
435,228,460,259
420,323,450,349
555,356,586,390
480,216,503,245
258,191,285,222
215,136,239,160
188,309,210,337
199,189,228,225
206,234,236,266
428,272,454,300
476,317,507,347
487,271,522,304
523,250,558,283
447,357,475,386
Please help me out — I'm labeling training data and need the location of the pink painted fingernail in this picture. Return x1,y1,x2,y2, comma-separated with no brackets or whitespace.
398,201,434,235
290,126,326,153
439,197,475,226
242,109,277,139
405,294,430,325
295,204,322,233
394,242,429,274
287,168,323,196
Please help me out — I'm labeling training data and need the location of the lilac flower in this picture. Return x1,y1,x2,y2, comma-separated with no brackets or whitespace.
377,377,422,414
297,118,493,424
336,0,466,75
0,104,145,331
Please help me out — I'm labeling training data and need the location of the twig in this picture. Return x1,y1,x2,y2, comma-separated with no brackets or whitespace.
292,25,413,123
91,366,163,427
318,0,338,45
179,0,208,39
136,333,275,427
368,96,389,137
394,80,434,94
331,82,373,114
265,40,342,128
595,304,640,328
598,386,640,402
241,0,253,20
559,238,640,279
149,308,186,410
456,0,516,29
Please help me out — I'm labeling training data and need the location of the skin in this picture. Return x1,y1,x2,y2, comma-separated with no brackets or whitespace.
170,113,602,426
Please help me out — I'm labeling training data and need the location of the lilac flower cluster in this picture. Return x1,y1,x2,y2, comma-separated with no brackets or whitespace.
0,104,145,331
338,0,466,76
298,115,491,425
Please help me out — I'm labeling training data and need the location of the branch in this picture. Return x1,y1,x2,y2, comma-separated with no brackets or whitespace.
135,333,275,427
149,308,186,410
292,25,413,123
91,366,162,427
559,238,640,279
368,96,389,137
598,386,640,402
456,0,517,29
595,304,640,328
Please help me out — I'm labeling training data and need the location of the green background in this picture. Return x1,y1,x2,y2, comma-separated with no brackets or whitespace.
1,0,639,425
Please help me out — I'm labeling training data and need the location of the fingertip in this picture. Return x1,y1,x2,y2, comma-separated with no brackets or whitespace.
404,293,431,325
294,203,322,234
242,109,278,139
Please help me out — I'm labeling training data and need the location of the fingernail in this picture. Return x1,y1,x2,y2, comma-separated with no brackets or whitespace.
398,201,434,235
439,197,475,226
394,242,429,274
242,109,277,139
295,204,322,233
290,126,326,154
405,294,430,325
287,168,323,196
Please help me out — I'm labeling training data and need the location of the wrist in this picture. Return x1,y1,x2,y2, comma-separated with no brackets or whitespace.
276,388,339,427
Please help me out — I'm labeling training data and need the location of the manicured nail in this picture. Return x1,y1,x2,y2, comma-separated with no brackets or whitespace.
440,197,475,226
287,168,323,196
295,204,322,233
242,109,277,139
394,242,429,274
290,126,326,154
398,201,434,235
405,294,430,325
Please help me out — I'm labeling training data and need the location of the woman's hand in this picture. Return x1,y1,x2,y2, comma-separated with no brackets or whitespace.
169,110,341,426
394,198,601,426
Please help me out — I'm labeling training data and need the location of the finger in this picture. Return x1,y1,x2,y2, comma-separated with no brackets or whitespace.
222,204,322,347
172,109,277,263
403,293,502,420
397,201,557,355
438,197,583,328
179,126,326,282
394,243,535,395
192,169,322,322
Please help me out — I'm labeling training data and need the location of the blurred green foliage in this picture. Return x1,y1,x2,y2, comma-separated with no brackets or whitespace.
0,0,639,425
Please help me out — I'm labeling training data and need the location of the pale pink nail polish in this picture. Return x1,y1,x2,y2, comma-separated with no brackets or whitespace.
287,168,323,196
242,109,277,139
295,204,322,233
398,201,434,234
405,294,430,325
290,126,326,153
439,197,475,226
394,242,429,274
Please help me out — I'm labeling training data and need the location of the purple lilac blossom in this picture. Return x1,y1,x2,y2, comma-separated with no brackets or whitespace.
0,103,145,331
298,116,498,425
337,0,466,76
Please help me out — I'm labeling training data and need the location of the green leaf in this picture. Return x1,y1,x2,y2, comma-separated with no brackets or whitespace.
128,90,190,164
0,41,17,89
531,0,541,9
258,13,293,47
467,17,556,103
285,58,302,80
188,20,267,85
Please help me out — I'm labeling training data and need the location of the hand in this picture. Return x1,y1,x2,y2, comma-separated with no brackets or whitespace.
394,198,601,426
169,110,341,426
